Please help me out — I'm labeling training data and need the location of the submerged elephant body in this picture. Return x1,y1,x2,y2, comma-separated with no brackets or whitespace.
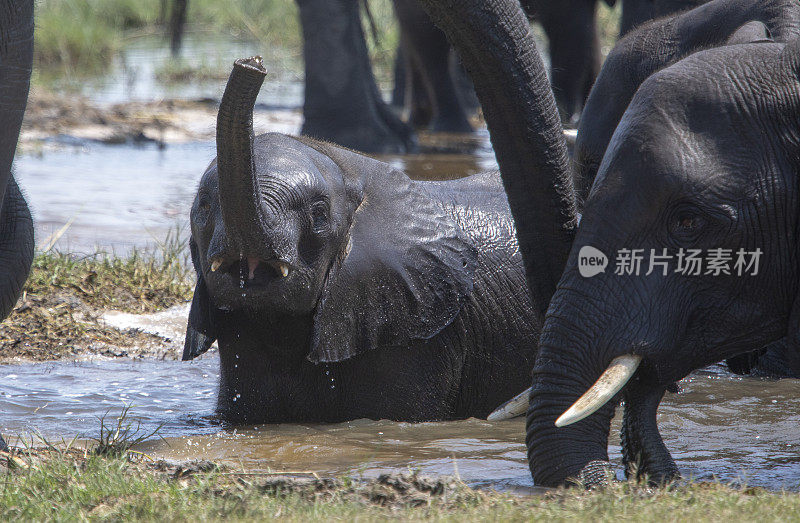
192,154,538,423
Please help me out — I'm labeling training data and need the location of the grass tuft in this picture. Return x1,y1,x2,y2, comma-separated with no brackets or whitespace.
0,229,193,362
28,227,192,313
92,405,165,458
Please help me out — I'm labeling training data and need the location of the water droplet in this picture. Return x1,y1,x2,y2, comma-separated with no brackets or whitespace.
235,354,240,359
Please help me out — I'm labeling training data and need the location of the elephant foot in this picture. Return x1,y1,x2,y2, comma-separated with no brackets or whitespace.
572,460,616,488
621,384,679,485
0,434,7,452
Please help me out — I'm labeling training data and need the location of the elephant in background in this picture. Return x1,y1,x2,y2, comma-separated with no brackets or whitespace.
526,0,800,487
393,0,617,127
297,0,415,153
391,0,476,133
181,0,575,421
0,0,36,451
168,0,415,153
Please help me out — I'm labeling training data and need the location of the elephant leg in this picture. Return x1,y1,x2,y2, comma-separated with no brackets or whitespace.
0,434,7,452
537,0,601,125
621,382,679,484
746,338,800,379
169,0,188,57
393,0,473,133
406,53,434,129
449,52,480,116
297,0,416,153
0,178,35,321
390,44,406,108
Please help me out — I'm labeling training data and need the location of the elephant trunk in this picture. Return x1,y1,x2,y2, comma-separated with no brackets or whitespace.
416,0,577,315
0,0,34,216
216,57,267,250
526,299,618,486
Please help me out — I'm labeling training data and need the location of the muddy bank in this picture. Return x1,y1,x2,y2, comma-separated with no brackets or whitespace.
0,252,192,364
20,89,492,155
20,89,302,149
1,447,477,511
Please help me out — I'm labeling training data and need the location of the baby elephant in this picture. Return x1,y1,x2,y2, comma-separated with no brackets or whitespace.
183,57,538,424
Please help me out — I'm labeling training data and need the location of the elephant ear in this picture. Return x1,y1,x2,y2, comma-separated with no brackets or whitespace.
308,169,478,363
182,240,218,361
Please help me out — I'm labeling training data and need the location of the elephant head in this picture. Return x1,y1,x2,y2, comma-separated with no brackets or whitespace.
527,39,800,486
184,57,479,363
0,0,35,321
575,0,800,200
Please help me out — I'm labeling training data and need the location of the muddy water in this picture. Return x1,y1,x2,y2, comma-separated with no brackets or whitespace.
0,356,797,491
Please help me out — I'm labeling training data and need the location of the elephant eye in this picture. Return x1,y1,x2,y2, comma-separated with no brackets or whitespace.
196,192,212,215
670,210,705,242
310,202,329,232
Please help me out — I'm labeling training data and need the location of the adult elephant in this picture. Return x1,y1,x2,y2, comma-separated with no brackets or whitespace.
526,25,800,489
181,0,578,423
0,0,36,451
522,0,616,125
391,0,475,133
168,0,415,153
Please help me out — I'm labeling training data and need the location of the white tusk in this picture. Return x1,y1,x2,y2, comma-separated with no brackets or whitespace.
487,387,531,421
279,263,289,278
555,354,642,428
210,259,222,272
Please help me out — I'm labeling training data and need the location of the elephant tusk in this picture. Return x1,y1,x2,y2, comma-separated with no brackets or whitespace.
555,354,642,428
268,260,290,278
487,387,531,421
210,259,223,272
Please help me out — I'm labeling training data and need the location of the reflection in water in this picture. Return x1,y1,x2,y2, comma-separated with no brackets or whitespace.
51,34,304,107
0,357,797,491
14,131,497,255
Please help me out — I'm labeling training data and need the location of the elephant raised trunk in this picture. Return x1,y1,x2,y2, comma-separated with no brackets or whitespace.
416,0,578,315
215,56,268,250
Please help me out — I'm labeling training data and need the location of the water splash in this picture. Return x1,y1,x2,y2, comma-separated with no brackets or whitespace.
239,252,247,298
325,364,336,390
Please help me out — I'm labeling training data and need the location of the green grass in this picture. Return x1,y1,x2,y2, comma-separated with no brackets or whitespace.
0,230,192,361
2,448,800,521
34,0,399,80
26,228,192,313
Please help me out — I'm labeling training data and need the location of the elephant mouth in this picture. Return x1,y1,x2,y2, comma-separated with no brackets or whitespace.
209,255,292,289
